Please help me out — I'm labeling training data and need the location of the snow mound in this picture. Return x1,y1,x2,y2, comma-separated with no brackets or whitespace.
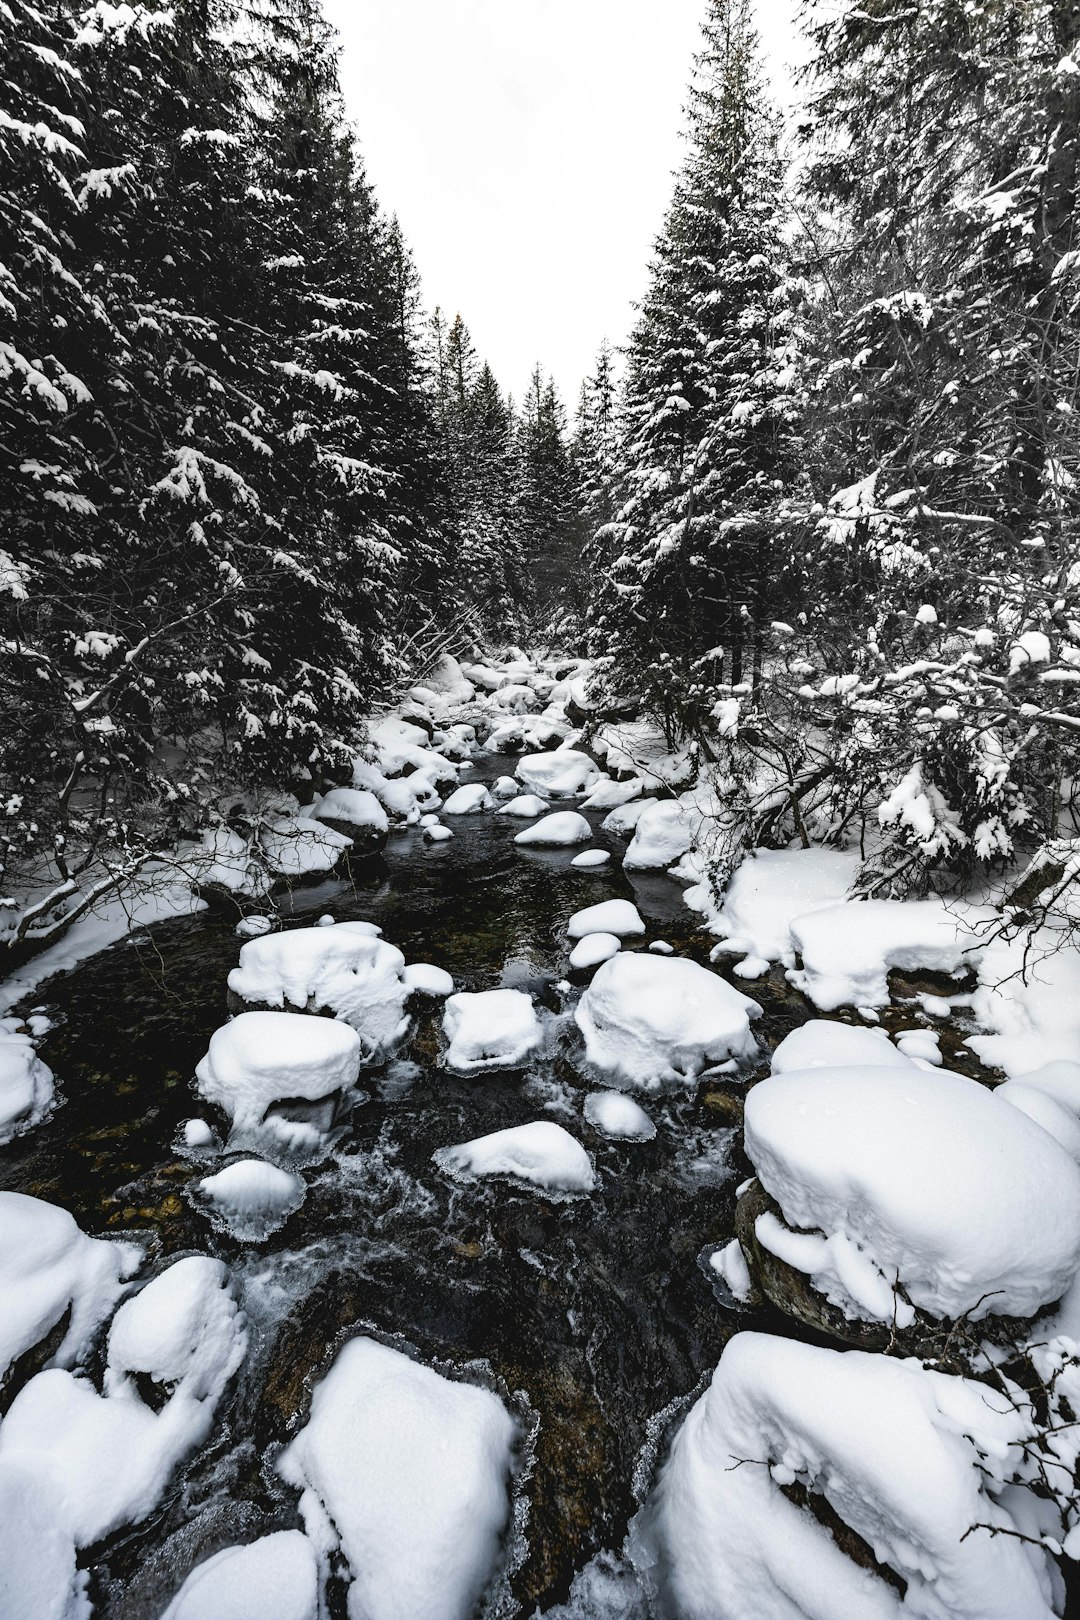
706,847,859,971
745,1064,1080,1325
0,1459,88,1620
277,1337,518,1620
570,849,611,868
993,1081,1080,1163
403,962,454,998
788,897,988,1011
1013,1059,1080,1114
514,811,592,847
442,783,494,816
0,1192,141,1386
0,1024,55,1145
584,1091,656,1141
195,1159,305,1240
569,933,621,971
567,898,645,939
227,923,410,1058
968,928,1080,1076
495,794,550,818
196,1011,362,1134
259,815,351,878
420,653,475,705
515,750,600,798
623,800,694,870
442,989,542,1073
575,954,760,1092
770,1020,912,1074
633,1331,1056,1620
434,1120,596,1195
160,1531,319,1620
490,774,520,800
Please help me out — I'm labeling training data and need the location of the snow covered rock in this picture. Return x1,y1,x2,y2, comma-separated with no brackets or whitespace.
195,1011,362,1135
575,954,760,1092
442,989,542,1073
434,1120,596,1196
788,897,987,1012
622,799,694,871
568,933,621,972
194,1159,305,1240
160,1531,319,1620
259,815,352,880
313,787,389,855
514,811,592,848
187,826,274,902
515,750,600,798
705,847,859,973
277,1337,518,1620
633,1332,1056,1620
495,794,550,818
403,962,454,998
494,682,538,712
583,1091,656,1142
743,1064,1080,1327
226,924,410,1059
0,1193,141,1387
567,898,645,939
769,1020,912,1074
424,823,453,843
442,783,494,816
601,798,656,837
0,1024,55,1144
421,653,476,705
234,914,273,940
579,776,643,812
491,774,520,800
570,849,610,868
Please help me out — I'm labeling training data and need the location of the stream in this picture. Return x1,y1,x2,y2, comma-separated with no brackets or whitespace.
1,747,813,1619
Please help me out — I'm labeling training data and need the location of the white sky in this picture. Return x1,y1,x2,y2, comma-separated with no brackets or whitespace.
324,1,805,411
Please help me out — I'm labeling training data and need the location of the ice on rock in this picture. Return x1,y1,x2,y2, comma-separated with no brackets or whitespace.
495,793,550,818
434,1120,596,1195
709,1238,754,1304
567,898,645,939
745,1064,1080,1324
0,1459,88,1620
277,1336,518,1620
514,811,592,848
160,1531,319,1620
788,897,988,1012
442,989,543,1073
575,954,760,1092
769,1020,912,1074
584,1091,656,1141
515,750,600,798
993,1080,1080,1163
226,924,410,1059
568,933,621,971
0,1257,246,1549
570,849,611,868
195,1159,305,1239
622,799,694,870
0,1024,55,1144
633,1332,1056,1620
0,1192,141,1385
259,815,352,878
403,962,454,998
705,847,859,970
442,783,494,815
196,1011,362,1135
601,797,655,837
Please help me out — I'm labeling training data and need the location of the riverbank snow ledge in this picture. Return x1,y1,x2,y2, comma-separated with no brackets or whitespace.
745,1064,1080,1325
704,847,860,973
160,1530,319,1620
632,1331,1058,1620
277,1336,519,1620
226,923,411,1059
787,897,991,1011
0,1023,55,1145
575,954,760,1091
196,1011,362,1134
442,988,543,1073
434,1120,596,1195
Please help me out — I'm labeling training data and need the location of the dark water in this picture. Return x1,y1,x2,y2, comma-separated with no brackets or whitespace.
2,752,805,1618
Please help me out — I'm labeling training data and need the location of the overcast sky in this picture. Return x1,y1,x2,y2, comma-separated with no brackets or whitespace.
324,1,804,410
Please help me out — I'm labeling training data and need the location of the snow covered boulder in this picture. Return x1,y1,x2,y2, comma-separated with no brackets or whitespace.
187,825,274,904
788,897,988,1012
494,682,538,712
442,783,494,816
195,1011,362,1136
313,787,389,856
495,794,550,818
568,933,621,973
442,989,542,1073
259,815,352,881
579,776,643,812
515,750,600,798
226,923,411,1059
742,1064,1080,1333
160,1531,319,1620
623,799,694,870
567,898,645,939
706,847,859,975
583,1091,656,1142
0,1193,141,1389
403,963,454,999
194,1159,305,1240
490,774,520,800
601,797,655,837
434,1120,596,1196
514,811,592,848
277,1337,519,1620
633,1332,1057,1620
575,954,760,1092
421,653,475,706
0,1025,55,1145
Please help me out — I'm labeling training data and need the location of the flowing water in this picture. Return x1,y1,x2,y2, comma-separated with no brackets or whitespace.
1,751,809,1618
